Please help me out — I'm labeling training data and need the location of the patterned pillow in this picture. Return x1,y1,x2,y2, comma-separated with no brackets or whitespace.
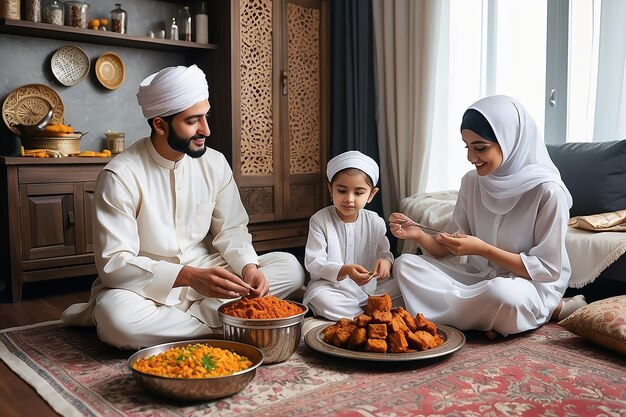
558,295,626,355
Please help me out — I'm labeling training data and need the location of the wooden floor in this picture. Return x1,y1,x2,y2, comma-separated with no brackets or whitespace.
0,277,93,417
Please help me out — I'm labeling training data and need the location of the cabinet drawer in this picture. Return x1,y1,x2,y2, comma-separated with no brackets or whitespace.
18,164,104,184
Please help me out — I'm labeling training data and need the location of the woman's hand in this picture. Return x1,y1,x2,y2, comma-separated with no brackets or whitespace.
241,263,270,297
371,258,392,280
176,265,253,298
435,233,531,278
338,264,373,286
389,212,424,241
435,232,487,256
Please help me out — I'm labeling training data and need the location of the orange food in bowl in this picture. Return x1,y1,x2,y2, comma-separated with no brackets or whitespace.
132,343,253,378
222,296,303,319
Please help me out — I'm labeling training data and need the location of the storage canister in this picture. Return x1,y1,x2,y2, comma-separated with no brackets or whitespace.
24,0,41,22
1,0,20,20
64,1,89,28
104,131,125,154
110,3,127,34
43,0,63,25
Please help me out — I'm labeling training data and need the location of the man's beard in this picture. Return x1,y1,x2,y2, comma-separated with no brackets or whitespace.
166,125,208,158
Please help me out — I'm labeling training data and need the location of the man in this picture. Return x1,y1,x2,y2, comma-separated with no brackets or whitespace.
62,65,305,349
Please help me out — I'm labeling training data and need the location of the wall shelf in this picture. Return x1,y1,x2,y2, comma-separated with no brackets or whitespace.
0,19,217,52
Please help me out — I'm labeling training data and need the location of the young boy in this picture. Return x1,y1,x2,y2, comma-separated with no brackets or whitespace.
303,151,402,321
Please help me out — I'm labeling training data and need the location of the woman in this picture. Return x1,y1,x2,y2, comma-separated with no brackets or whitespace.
390,95,585,338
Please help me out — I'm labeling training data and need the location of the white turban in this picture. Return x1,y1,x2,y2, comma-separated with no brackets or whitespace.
136,65,209,119
326,151,379,185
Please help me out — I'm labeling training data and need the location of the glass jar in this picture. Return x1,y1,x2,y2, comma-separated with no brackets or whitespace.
110,3,127,34
24,0,41,22
64,1,89,28
42,0,63,24
178,6,191,41
1,0,21,20
104,131,125,154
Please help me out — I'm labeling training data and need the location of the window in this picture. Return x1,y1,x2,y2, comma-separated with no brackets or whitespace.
427,0,625,192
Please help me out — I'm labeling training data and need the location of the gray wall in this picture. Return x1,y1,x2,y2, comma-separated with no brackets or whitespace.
0,0,191,154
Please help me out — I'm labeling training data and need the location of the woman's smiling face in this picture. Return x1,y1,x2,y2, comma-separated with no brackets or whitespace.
462,129,503,176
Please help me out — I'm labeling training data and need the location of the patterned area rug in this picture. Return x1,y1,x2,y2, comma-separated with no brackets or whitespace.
1,321,625,417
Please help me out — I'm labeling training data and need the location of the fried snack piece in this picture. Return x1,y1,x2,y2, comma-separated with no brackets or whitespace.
347,326,367,349
370,310,393,324
411,330,440,350
367,323,388,339
387,331,409,353
406,331,428,350
393,307,418,332
364,338,387,353
390,313,409,333
322,323,340,343
333,324,356,347
415,313,437,336
366,294,392,314
354,314,372,327
337,318,355,327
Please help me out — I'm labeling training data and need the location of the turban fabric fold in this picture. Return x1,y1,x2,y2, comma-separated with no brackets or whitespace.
136,65,209,119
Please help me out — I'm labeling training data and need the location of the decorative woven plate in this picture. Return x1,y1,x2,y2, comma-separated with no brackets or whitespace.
95,52,126,90
2,83,65,135
51,45,90,87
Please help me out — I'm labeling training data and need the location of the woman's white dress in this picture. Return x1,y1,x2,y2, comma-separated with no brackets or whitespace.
395,173,571,336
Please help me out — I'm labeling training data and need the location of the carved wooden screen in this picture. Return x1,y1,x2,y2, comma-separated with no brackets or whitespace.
236,0,326,224
287,2,320,175
239,0,274,176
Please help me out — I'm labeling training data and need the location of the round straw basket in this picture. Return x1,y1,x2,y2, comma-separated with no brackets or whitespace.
21,135,81,156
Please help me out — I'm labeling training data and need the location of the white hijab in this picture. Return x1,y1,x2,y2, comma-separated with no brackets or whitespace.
466,95,572,215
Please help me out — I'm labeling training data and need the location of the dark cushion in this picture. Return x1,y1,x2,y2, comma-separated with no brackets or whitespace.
546,140,626,217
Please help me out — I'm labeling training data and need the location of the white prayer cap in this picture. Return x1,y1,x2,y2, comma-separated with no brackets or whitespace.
136,65,209,119
326,150,379,185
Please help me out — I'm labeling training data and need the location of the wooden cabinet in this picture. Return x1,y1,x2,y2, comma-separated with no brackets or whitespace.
1,157,110,302
231,0,329,251
0,0,326,300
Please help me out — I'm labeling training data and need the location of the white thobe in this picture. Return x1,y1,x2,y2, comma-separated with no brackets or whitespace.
62,138,304,348
303,206,401,320
395,174,571,336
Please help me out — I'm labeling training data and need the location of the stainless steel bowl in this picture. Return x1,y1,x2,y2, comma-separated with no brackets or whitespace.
218,300,308,364
128,339,263,401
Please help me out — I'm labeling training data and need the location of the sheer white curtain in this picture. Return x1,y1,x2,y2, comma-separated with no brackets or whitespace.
593,0,626,141
371,0,449,218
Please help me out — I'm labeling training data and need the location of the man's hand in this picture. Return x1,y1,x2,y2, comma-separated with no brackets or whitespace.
175,265,253,298
241,263,270,297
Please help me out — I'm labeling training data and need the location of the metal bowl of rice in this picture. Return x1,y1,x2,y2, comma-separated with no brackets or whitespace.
128,339,263,401
218,299,308,364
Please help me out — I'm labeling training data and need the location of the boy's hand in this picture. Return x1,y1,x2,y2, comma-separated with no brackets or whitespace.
338,264,372,286
371,258,392,280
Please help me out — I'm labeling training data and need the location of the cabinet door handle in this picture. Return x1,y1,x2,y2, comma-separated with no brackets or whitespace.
281,70,288,95
68,211,75,225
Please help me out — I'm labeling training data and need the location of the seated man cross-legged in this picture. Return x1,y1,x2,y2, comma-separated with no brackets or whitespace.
62,65,304,349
